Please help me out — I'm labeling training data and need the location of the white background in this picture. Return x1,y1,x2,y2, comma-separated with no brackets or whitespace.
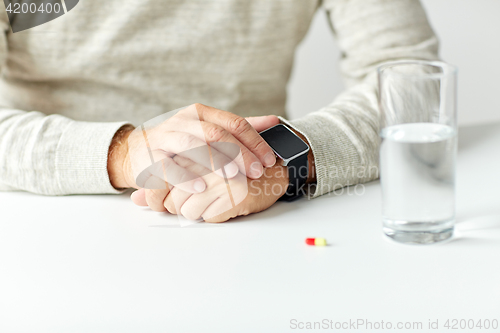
287,0,500,126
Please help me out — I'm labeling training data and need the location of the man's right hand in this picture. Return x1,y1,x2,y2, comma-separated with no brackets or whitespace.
108,103,279,211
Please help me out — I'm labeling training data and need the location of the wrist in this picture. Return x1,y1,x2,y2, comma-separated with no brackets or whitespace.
288,129,316,183
108,125,135,189
268,163,290,197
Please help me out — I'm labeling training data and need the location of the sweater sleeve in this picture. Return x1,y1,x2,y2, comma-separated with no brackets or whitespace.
281,0,439,198
0,17,129,195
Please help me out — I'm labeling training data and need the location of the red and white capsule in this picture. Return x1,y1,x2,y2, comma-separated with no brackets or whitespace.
305,238,327,246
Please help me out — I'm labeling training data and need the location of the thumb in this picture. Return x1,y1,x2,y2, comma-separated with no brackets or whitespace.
131,188,148,206
245,115,280,132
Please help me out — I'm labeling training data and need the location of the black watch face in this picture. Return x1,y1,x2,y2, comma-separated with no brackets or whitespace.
259,124,309,160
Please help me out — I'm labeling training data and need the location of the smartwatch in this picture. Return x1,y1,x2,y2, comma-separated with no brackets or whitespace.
259,124,310,201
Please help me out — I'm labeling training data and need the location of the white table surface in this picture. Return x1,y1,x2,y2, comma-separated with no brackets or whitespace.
1,122,500,333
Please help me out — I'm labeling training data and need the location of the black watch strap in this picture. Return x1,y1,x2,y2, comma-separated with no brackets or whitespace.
278,152,308,202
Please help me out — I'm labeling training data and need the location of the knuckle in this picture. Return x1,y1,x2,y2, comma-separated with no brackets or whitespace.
248,138,269,154
227,116,250,135
193,103,206,110
192,103,208,117
206,125,226,142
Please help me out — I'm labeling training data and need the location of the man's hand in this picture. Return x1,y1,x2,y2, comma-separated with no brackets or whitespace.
160,127,317,222
108,104,280,211
163,155,289,222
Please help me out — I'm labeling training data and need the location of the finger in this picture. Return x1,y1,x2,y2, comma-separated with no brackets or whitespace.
165,108,260,178
180,194,220,221
163,187,177,214
131,188,148,206
166,110,240,173
173,154,213,176
137,155,207,194
198,174,249,222
195,103,277,169
173,155,234,221
149,130,239,179
145,188,170,212
176,139,239,179
163,155,212,216
173,122,255,179
245,115,280,132
201,122,263,179
202,180,252,223
158,157,207,193
175,170,225,221
164,186,192,215
129,118,237,182
202,198,238,223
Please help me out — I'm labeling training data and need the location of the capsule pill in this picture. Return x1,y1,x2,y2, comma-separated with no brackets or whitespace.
305,238,327,246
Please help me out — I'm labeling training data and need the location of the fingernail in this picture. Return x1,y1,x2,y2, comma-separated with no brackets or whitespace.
249,162,263,178
194,180,206,193
264,152,276,167
224,162,239,178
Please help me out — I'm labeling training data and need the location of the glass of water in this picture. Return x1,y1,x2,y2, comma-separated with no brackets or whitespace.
378,60,458,244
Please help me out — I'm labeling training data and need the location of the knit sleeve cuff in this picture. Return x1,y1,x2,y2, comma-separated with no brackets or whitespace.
278,114,367,199
55,120,130,195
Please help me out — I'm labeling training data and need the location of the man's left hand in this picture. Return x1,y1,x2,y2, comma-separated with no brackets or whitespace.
162,154,289,222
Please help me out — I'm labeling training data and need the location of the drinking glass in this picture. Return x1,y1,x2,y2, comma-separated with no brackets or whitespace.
377,60,458,244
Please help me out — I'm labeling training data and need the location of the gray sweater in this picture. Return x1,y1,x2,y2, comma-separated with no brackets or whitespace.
0,0,439,197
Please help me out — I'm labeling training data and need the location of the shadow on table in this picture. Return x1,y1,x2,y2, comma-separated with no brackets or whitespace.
446,236,500,246
450,211,500,245
456,201,500,227
456,214,500,231
458,121,500,152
